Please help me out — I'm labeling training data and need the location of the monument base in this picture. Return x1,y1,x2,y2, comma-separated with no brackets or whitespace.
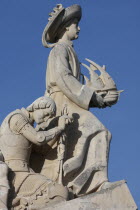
43,180,137,210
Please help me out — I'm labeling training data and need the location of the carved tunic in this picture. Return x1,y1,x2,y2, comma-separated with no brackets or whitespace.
46,40,93,110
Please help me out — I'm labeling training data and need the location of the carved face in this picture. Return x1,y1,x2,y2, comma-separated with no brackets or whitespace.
32,108,54,124
66,18,80,40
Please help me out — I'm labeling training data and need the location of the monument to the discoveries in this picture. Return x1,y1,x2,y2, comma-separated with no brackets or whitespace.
0,4,137,210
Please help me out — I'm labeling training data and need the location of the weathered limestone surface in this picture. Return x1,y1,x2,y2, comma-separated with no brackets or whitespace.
0,3,136,209
43,180,137,210
42,3,121,197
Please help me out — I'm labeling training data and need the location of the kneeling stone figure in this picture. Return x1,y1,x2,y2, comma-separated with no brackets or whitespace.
0,96,70,209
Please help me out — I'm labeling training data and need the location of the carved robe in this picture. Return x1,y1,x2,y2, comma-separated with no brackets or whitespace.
45,40,111,195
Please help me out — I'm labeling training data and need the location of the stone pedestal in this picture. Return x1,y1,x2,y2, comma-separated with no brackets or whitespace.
43,180,137,210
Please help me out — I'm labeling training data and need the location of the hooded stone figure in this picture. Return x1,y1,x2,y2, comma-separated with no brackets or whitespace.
42,4,119,196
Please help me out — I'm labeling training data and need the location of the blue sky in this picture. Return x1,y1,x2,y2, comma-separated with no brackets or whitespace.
0,0,140,207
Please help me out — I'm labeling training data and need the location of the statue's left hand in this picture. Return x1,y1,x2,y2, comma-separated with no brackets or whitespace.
103,90,119,106
58,115,73,130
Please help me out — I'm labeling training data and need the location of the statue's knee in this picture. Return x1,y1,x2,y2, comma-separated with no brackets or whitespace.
48,183,69,201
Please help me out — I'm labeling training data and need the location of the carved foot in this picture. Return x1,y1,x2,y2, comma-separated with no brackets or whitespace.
97,180,126,192
67,164,107,195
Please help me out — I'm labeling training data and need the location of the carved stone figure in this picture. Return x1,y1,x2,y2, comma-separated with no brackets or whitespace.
0,96,70,209
0,3,137,210
41,4,120,196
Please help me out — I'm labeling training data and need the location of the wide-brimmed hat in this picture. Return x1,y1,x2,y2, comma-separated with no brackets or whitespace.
42,4,82,47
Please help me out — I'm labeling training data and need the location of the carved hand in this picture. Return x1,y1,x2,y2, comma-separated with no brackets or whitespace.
90,90,119,108
90,92,106,108
58,115,72,130
103,90,119,106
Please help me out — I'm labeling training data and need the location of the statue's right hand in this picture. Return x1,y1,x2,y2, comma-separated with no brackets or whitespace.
0,161,9,178
103,90,119,106
58,115,73,130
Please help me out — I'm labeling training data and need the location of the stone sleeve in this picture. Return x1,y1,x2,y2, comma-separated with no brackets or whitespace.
43,127,63,142
51,44,93,110
19,122,63,145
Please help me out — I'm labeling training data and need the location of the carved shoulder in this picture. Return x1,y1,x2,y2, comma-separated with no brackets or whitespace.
9,114,28,134
52,43,69,58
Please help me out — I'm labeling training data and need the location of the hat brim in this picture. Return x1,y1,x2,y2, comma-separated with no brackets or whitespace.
42,7,65,46
42,5,82,46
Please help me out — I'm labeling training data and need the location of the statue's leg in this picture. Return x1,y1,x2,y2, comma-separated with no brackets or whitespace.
85,130,112,194
68,130,111,195
63,110,106,176
63,135,89,176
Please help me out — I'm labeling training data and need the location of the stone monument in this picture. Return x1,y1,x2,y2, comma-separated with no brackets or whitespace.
0,4,137,210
